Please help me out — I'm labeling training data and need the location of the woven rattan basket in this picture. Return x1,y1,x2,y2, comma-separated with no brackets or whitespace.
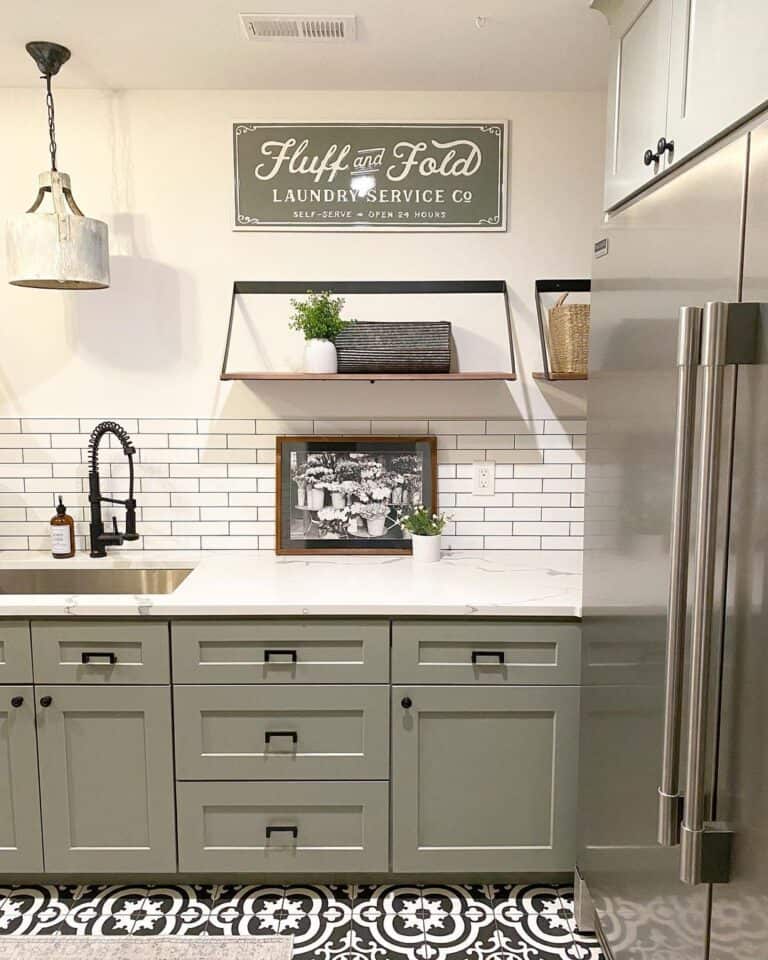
548,293,590,375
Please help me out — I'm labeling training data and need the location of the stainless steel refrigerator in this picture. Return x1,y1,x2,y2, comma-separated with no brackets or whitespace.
576,114,768,960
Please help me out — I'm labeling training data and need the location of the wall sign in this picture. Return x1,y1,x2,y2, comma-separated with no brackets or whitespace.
233,122,507,231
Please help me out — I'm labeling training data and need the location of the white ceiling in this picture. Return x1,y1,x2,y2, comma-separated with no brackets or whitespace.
0,0,608,91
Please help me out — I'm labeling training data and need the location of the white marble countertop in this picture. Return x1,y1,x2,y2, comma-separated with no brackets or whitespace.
0,550,582,618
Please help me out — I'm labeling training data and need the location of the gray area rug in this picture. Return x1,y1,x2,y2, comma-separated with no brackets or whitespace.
0,938,293,960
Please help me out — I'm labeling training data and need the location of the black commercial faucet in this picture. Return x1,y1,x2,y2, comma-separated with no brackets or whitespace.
87,420,140,558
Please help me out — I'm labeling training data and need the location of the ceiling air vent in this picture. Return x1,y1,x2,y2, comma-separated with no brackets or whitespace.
240,14,357,41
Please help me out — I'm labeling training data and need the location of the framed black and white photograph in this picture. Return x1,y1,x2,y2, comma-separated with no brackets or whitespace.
276,436,437,555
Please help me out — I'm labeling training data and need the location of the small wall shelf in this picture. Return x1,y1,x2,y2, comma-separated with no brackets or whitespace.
533,278,590,381
220,280,516,382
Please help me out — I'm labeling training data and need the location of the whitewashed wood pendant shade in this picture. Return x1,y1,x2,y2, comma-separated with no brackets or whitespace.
6,41,110,290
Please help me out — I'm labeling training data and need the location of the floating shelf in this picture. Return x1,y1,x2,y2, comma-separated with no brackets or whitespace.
222,371,516,382
221,280,516,382
532,371,588,382
534,278,591,382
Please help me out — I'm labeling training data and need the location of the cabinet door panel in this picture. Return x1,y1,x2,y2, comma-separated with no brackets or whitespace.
32,620,169,684
0,686,43,872
667,0,768,164
177,780,388,873
392,685,579,872
174,684,389,780
36,685,176,872
172,619,389,684
0,622,32,684
605,0,674,208
392,620,580,684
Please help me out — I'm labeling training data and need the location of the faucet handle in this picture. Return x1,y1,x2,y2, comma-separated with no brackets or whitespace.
123,497,139,541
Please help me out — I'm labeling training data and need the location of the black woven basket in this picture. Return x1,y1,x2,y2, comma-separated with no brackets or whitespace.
335,321,452,373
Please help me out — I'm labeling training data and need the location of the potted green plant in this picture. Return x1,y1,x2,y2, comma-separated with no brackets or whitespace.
400,505,450,563
289,290,355,374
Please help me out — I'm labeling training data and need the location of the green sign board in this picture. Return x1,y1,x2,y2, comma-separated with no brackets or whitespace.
233,122,507,231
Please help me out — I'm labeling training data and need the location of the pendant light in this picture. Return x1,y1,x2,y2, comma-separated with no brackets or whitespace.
6,42,110,289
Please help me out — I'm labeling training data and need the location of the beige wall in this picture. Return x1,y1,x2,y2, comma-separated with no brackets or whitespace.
0,89,604,420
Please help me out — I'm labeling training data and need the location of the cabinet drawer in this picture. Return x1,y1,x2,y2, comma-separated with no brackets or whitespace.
174,684,388,781
31,621,169,684
0,622,32,684
177,780,388,873
392,620,580,684
172,619,389,684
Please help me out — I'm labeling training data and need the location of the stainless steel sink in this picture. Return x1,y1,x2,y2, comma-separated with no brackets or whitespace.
0,568,193,595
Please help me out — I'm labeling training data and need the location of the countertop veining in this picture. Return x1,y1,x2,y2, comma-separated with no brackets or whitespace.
0,550,581,618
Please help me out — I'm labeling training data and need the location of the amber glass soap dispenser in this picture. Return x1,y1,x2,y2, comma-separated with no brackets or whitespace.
51,496,75,558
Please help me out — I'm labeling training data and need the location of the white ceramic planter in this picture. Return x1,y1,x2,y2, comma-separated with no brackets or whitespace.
307,487,326,511
296,482,307,507
366,515,386,538
331,491,346,509
304,338,338,374
411,532,442,563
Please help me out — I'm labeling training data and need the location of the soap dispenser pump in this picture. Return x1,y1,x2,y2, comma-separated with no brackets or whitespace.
50,495,75,558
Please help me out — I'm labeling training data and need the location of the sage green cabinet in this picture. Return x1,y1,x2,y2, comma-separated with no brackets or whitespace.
0,621,33,684
177,780,388,873
172,619,389,684
391,685,579,872
31,620,169,684
174,684,389,781
0,687,43,872
35,685,176,872
392,620,580,684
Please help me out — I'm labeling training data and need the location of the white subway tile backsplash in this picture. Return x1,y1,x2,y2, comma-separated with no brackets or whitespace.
0,417,584,553
139,419,196,433
22,418,78,433
199,419,256,434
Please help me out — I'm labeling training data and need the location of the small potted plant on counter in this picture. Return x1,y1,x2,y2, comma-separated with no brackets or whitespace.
400,505,450,563
289,290,355,374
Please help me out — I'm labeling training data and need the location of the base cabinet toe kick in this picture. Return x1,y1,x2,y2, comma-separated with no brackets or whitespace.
0,616,581,877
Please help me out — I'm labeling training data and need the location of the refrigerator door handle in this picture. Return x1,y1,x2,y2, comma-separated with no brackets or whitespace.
679,301,762,885
657,305,702,848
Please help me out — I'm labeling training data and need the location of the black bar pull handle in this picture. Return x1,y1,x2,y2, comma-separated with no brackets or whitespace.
471,650,506,665
264,648,298,664
81,651,118,665
265,730,298,745
265,825,298,839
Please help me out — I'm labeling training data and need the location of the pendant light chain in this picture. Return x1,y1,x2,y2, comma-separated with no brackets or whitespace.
44,73,58,172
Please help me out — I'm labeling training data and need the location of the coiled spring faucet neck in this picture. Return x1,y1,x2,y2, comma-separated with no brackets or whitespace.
87,420,139,558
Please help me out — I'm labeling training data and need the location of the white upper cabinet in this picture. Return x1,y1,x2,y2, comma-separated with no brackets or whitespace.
598,0,768,209
666,0,768,163
603,0,674,209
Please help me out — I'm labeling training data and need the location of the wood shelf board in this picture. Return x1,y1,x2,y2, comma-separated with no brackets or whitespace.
222,372,517,382
532,371,588,381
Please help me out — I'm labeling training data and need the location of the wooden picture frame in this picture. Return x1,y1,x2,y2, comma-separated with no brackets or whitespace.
276,436,438,556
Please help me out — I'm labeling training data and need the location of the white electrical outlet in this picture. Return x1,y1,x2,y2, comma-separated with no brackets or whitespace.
472,460,496,495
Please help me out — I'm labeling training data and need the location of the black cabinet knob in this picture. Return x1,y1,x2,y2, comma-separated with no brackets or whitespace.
39,696,52,708
401,696,413,709
10,696,23,708
643,148,660,167
657,137,674,157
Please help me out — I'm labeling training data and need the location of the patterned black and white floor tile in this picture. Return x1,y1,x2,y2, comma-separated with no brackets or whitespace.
0,881,604,959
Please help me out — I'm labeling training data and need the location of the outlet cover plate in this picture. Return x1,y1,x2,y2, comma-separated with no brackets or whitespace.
472,460,496,496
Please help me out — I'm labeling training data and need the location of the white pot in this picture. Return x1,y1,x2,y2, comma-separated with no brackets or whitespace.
331,491,346,509
411,532,441,563
304,338,338,374
307,487,326,511
366,515,386,538
296,482,307,507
